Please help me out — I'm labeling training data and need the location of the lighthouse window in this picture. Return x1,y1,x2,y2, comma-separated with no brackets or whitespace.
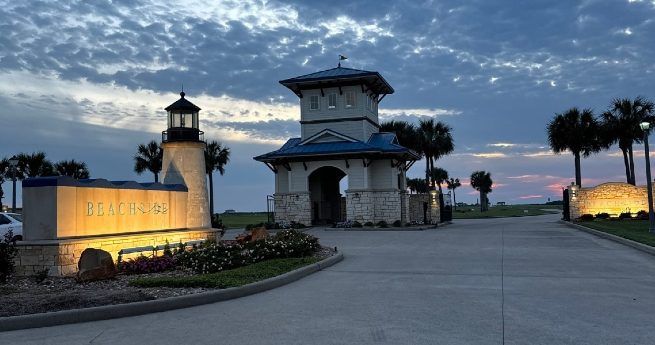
309,95,319,110
182,113,194,128
172,113,181,127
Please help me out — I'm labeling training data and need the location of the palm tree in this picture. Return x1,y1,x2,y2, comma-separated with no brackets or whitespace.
547,108,602,187
418,119,454,188
15,152,55,178
446,178,461,210
55,159,90,179
430,167,449,193
406,177,428,194
600,97,655,185
470,171,493,212
205,140,231,216
0,158,8,211
134,140,163,182
380,120,420,152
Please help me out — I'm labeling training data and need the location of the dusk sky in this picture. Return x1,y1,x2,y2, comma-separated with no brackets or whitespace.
1,0,655,211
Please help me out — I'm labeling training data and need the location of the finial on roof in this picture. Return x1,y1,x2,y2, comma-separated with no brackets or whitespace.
180,91,185,98
338,54,348,67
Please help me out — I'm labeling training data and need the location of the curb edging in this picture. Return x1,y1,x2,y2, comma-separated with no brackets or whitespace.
0,252,344,333
559,220,655,256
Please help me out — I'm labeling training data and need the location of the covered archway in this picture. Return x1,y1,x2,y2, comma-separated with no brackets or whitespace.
308,166,347,225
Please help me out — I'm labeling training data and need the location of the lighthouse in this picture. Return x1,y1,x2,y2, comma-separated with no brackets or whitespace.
160,91,211,229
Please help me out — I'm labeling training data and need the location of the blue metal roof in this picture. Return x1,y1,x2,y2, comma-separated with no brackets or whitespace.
279,66,394,96
254,132,418,162
280,67,377,83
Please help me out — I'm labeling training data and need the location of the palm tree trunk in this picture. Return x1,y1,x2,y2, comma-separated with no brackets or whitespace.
628,145,636,185
574,151,582,187
208,172,214,217
424,155,431,189
453,189,456,211
479,191,484,212
430,157,436,189
622,148,631,184
154,172,159,183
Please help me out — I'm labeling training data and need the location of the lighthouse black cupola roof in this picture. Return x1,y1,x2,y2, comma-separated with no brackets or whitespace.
162,91,204,143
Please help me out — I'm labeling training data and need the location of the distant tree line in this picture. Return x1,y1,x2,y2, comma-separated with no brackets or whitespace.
548,97,655,187
0,152,90,210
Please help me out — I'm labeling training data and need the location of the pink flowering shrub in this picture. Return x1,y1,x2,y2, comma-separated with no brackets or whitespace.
179,230,320,274
120,255,177,274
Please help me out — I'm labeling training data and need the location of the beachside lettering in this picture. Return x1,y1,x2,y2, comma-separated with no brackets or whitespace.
86,202,168,216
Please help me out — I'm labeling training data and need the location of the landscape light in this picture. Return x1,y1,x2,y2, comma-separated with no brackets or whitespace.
640,122,651,131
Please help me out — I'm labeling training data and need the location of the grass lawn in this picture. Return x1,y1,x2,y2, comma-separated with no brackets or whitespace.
129,257,320,289
576,219,655,247
218,212,269,229
453,204,562,219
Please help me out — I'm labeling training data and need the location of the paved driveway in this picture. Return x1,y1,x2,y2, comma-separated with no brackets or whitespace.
3,214,655,344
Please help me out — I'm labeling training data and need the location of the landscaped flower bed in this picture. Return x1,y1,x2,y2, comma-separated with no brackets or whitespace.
0,230,333,317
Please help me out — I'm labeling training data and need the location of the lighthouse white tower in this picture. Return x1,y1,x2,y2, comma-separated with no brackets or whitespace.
160,91,211,229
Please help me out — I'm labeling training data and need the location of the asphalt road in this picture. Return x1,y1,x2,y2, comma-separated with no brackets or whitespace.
3,214,655,344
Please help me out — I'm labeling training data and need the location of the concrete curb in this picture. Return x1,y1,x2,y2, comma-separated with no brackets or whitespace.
559,220,655,256
0,252,344,333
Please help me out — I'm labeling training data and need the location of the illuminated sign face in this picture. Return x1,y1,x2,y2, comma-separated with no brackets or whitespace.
22,181,188,240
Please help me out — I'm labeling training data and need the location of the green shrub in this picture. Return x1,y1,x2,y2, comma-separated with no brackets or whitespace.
595,212,610,219
364,221,374,227
0,230,18,283
577,214,595,222
376,220,389,228
619,212,632,220
636,210,649,220
392,220,402,227
211,214,225,229
352,221,363,228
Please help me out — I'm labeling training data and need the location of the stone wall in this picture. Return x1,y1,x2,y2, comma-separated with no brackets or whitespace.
346,190,402,223
15,228,219,276
408,193,440,224
274,192,311,225
568,182,650,219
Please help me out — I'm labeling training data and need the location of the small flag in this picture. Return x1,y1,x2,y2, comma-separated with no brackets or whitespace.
339,54,348,60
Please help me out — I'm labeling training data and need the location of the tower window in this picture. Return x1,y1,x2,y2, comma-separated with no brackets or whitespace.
328,93,337,109
345,91,356,108
309,95,319,110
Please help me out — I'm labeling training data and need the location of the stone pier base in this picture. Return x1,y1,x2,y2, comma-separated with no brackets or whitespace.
274,192,311,225
15,228,220,276
346,189,403,224
408,193,440,224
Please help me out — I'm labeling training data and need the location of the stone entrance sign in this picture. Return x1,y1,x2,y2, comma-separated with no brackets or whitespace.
567,182,650,219
22,177,188,240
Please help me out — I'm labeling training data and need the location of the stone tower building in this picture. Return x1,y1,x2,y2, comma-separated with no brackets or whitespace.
255,66,419,225
160,92,211,229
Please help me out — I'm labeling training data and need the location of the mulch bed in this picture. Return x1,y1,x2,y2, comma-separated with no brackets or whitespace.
0,247,335,318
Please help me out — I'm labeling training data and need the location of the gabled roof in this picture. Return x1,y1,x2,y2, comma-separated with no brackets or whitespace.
253,132,419,162
279,66,394,97
165,92,201,112
300,129,359,145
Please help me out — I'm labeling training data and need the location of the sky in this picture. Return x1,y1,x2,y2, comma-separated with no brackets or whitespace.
1,0,655,211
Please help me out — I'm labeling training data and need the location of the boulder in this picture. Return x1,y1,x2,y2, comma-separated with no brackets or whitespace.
76,248,117,282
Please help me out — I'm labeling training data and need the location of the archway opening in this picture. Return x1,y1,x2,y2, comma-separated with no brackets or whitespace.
308,166,347,225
